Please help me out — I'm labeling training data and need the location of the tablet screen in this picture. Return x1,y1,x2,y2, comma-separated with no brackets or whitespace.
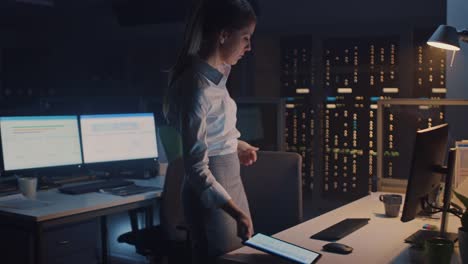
244,233,321,264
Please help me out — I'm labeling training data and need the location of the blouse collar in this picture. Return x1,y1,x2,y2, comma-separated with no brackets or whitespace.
192,56,230,86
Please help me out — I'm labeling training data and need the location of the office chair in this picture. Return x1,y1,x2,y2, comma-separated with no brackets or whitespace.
117,126,190,264
117,158,189,263
240,151,303,235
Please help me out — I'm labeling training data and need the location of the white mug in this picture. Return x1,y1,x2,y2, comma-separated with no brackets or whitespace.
17,177,38,199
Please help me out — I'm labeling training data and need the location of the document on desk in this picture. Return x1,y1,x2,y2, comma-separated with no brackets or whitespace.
0,197,52,210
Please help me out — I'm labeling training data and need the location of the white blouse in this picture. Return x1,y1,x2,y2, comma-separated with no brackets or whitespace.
167,56,240,209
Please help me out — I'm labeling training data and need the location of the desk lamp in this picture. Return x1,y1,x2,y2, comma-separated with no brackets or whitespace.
427,25,468,66
427,25,468,51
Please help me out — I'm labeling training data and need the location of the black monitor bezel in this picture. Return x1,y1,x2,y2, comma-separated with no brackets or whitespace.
400,123,449,222
236,97,286,152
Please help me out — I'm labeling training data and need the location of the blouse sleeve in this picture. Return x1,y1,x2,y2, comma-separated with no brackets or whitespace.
181,88,232,209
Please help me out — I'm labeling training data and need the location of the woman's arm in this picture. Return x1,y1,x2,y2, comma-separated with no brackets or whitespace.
181,90,231,208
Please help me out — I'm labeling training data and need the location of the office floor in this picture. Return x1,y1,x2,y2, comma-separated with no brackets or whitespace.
111,256,148,264
113,255,181,264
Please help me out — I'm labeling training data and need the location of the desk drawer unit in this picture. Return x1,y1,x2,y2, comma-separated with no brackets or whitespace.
0,225,34,264
42,219,99,264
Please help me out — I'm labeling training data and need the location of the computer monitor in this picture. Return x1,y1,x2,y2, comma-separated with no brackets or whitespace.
400,123,458,243
401,123,448,222
80,113,158,177
0,115,83,174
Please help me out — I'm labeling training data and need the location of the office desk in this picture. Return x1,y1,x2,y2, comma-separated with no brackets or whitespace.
220,192,462,264
0,177,163,264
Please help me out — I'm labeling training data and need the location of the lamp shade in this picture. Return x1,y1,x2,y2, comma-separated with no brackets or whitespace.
427,25,461,51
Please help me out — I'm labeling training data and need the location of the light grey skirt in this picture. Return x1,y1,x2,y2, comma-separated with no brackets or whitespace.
182,152,251,263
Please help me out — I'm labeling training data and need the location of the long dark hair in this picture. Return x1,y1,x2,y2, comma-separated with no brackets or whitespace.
164,0,256,119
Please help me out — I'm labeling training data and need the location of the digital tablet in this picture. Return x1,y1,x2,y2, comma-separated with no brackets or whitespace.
243,233,322,264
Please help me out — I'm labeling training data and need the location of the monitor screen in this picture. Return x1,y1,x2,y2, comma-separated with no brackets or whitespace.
0,115,82,171
80,113,158,164
401,123,449,222
237,106,265,142
236,98,285,151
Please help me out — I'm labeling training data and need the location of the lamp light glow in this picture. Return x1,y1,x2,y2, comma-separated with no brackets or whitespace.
427,41,460,51
427,25,461,51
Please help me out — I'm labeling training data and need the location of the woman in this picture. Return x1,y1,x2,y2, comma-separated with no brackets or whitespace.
164,0,258,262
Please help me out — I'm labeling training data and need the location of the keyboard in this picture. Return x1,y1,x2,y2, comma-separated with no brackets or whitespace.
310,218,370,241
59,179,134,194
0,183,19,197
100,185,162,196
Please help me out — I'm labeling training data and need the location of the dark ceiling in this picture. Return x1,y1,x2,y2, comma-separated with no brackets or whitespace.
0,0,192,29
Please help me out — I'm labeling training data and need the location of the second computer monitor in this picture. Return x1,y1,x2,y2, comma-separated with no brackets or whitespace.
80,113,158,166
400,123,449,222
0,115,82,173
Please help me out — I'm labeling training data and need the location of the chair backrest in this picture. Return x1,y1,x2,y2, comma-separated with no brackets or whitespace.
158,125,186,241
240,151,302,235
158,126,183,163
160,158,186,241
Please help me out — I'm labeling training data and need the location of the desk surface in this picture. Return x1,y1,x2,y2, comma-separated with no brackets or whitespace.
0,177,163,222
221,192,462,264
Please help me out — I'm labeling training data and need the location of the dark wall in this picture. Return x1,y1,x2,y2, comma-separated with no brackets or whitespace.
446,0,468,140
255,0,444,31
0,1,184,99
0,0,446,101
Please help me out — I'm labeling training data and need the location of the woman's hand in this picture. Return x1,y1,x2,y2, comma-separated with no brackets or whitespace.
221,199,254,241
238,140,259,166
235,211,254,241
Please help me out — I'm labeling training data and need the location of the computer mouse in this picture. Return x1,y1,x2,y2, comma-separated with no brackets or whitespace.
322,242,353,254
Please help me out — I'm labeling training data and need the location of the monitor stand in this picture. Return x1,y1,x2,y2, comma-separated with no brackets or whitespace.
405,148,459,247
405,230,458,248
